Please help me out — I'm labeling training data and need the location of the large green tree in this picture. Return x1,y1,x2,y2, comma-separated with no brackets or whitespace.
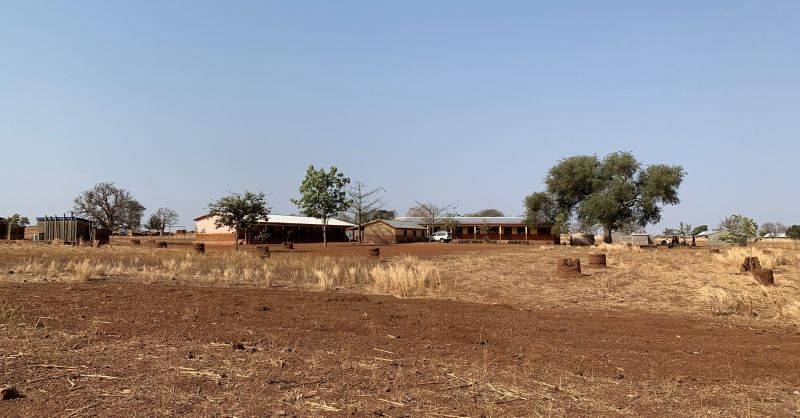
208,191,270,250
291,165,350,247
524,152,685,243
786,225,800,240
73,182,145,233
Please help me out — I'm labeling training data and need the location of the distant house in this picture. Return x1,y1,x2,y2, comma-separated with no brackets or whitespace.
36,216,110,244
696,230,730,247
359,219,428,244
194,214,355,244
394,216,558,243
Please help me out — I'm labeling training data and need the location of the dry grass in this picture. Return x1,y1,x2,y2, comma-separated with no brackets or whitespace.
1,242,440,298
2,241,800,323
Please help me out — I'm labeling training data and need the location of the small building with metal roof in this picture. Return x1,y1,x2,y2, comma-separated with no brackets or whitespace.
359,219,428,244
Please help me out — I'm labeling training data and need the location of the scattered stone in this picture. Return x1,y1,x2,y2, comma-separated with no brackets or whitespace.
232,342,246,351
616,373,625,380
256,306,270,312
7,270,13,274
281,345,294,352
248,347,258,353
186,352,195,359
1,386,22,400
574,368,585,377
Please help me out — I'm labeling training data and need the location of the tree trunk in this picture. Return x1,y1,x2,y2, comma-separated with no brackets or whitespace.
323,223,328,247
604,226,612,244
234,229,238,252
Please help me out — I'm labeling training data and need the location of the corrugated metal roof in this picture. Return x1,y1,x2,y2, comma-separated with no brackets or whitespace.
194,214,355,227
395,216,532,226
370,219,427,230
696,230,722,237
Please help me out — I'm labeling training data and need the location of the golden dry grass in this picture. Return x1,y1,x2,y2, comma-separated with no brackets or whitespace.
2,241,800,323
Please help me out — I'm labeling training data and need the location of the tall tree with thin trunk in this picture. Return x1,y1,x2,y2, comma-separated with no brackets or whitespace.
73,182,145,233
208,191,270,251
346,181,385,243
291,165,350,247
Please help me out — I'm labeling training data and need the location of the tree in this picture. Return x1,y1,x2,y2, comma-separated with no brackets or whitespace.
208,191,270,251
690,225,708,246
570,220,599,235
786,225,800,240
464,209,505,217
291,165,350,247
525,152,685,243
346,181,385,243
144,214,162,234
523,192,562,233
407,201,457,241
368,209,397,222
5,213,29,227
718,215,758,246
73,182,145,233
152,207,179,236
759,222,787,238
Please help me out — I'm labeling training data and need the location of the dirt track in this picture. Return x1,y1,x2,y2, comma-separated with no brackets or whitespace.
2,282,799,417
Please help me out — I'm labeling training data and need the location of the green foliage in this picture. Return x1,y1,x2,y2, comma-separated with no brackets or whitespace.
208,191,270,247
368,209,397,222
691,225,708,236
787,225,800,240
291,165,350,246
718,215,758,246
5,213,29,227
464,209,505,217
145,214,162,233
526,152,685,242
73,182,145,232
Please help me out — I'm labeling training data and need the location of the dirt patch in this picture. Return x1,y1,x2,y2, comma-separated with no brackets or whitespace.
1,282,799,416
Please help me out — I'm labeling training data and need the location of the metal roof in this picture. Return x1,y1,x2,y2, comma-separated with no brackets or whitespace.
194,214,355,227
395,216,534,226
367,219,427,230
696,230,722,237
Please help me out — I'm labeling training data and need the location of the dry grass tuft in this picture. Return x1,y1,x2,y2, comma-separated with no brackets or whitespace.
370,255,443,297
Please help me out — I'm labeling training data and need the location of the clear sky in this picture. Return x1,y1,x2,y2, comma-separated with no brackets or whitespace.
1,1,798,232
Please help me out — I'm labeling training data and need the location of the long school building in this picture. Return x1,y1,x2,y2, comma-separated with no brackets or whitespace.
394,216,559,243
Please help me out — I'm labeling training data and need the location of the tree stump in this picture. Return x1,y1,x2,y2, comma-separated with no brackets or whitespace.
710,248,720,253
752,269,775,286
587,253,607,267
369,247,380,258
193,243,205,254
740,257,761,273
257,246,270,258
557,258,582,278
283,242,294,250
131,239,141,246
157,241,168,249
1,385,22,400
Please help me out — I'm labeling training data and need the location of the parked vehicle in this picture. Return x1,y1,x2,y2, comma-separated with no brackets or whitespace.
431,230,452,243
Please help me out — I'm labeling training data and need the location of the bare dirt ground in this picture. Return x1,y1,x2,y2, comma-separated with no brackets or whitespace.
2,242,800,416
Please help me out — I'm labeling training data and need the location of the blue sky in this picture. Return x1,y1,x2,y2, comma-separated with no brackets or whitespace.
1,1,798,232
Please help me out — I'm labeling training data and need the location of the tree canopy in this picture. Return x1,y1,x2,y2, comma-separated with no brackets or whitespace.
291,165,350,246
5,213,30,227
759,222,787,237
208,191,270,249
524,152,685,242
407,202,457,241
786,225,800,240
464,209,505,217
73,182,145,233
718,215,758,246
